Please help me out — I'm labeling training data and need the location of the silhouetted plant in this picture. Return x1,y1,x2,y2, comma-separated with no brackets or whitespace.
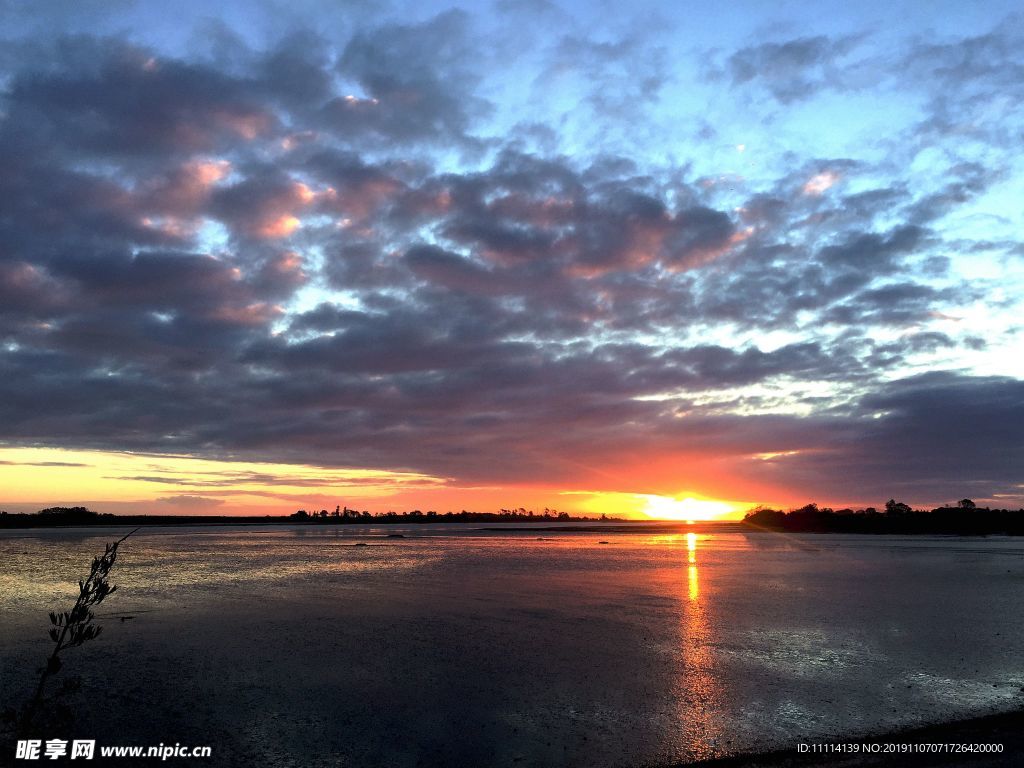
16,529,136,736
885,499,912,515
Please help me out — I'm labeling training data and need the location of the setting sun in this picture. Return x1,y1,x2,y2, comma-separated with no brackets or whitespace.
640,495,739,521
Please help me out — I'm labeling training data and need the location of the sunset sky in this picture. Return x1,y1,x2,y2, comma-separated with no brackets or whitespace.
1,1,1022,518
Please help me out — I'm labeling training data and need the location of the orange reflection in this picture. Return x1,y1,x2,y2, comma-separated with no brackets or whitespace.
676,533,723,760
687,532,698,599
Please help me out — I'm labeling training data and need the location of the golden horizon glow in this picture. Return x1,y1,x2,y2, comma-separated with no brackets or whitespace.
1,447,764,518
564,490,752,520
0,446,448,514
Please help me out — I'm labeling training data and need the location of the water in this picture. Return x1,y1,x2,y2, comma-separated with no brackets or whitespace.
2,525,1023,766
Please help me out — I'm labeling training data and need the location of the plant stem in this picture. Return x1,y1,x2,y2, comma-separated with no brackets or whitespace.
18,529,137,736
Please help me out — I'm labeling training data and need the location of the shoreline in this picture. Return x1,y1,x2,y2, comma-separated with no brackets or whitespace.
672,708,1024,767
4,514,1021,536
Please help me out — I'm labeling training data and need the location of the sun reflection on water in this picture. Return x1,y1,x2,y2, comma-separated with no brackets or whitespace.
677,532,724,760
687,532,698,600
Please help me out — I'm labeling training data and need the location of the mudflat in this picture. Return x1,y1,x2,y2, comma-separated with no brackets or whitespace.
2,525,1022,767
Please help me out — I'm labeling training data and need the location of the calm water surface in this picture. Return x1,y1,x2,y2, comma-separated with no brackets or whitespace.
2,525,1023,767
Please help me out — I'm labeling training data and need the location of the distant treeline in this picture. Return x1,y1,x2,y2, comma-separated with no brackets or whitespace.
0,505,618,529
744,499,1024,535
289,506,618,523
0,507,279,529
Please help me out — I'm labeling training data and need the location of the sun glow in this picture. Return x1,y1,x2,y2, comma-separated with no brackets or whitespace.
641,494,737,522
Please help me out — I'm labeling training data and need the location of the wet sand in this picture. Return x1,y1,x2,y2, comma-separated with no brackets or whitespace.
678,708,1024,767
2,525,1023,767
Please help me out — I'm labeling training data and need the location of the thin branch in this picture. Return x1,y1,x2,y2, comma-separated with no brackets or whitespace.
18,529,137,736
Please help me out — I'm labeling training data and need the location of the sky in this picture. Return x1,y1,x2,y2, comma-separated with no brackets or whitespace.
0,0,1022,518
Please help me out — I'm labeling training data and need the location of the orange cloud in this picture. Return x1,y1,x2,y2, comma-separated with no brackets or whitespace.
258,214,302,239
802,170,840,195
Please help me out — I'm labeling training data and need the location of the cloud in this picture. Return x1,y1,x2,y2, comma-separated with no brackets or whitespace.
156,494,227,507
328,10,491,148
0,10,1019,509
723,34,865,103
4,37,277,160
743,373,1024,504
0,460,89,467
715,18,1024,160
802,170,840,196
209,170,316,240
543,29,670,117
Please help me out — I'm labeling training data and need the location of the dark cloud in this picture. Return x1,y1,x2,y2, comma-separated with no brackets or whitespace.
900,23,1024,147
723,34,865,103
822,283,960,327
544,29,670,117
0,261,72,318
257,31,335,108
404,245,507,296
744,373,1024,504
208,169,315,240
716,18,1024,162
3,37,278,160
328,10,491,148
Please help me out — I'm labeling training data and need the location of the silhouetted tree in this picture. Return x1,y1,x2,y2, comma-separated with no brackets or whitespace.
885,499,912,515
